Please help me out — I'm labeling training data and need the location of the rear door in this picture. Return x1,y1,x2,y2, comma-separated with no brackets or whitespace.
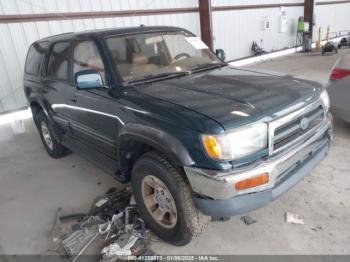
42,41,75,133
24,41,49,104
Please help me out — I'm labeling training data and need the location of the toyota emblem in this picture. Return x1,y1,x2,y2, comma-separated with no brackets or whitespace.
300,117,309,130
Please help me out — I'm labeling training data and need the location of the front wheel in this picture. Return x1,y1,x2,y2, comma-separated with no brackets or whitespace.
132,151,210,246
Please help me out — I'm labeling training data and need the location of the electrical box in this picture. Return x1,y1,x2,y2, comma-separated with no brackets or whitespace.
279,7,287,33
261,17,271,31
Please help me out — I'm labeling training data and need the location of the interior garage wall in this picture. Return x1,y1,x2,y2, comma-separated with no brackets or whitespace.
0,0,199,113
314,0,350,40
1,0,349,113
212,0,304,61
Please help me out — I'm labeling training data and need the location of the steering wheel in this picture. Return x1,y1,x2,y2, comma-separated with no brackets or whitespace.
174,53,191,60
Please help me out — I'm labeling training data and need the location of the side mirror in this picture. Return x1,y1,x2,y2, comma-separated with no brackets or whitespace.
74,69,103,90
215,49,226,61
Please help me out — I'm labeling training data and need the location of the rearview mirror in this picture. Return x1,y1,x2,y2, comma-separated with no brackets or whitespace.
75,70,103,90
215,49,226,61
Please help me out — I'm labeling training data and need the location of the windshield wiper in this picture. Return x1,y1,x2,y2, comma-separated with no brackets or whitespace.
126,71,190,85
191,62,227,72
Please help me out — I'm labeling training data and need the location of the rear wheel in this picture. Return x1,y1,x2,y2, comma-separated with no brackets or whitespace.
35,111,69,158
132,151,210,246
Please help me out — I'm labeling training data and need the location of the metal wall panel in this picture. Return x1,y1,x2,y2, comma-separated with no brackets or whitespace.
212,1,304,61
1,0,349,112
0,0,199,112
314,1,350,40
0,0,198,14
212,0,304,6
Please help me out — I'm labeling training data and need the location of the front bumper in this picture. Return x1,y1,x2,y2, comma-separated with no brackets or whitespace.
184,117,332,217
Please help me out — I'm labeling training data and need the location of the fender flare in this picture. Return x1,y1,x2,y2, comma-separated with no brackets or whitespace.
27,95,64,141
28,95,51,120
118,123,195,169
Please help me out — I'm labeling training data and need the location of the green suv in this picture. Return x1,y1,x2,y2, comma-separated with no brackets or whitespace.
24,26,332,245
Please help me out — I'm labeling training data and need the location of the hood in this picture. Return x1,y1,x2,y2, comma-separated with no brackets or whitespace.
134,66,321,131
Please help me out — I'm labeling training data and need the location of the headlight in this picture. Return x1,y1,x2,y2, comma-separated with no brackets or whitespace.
201,123,268,161
320,89,330,111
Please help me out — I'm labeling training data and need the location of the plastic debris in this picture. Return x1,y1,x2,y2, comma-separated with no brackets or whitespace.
101,234,138,260
49,188,156,261
129,195,136,205
98,211,124,240
95,198,109,208
240,215,257,225
285,212,304,224
61,229,99,262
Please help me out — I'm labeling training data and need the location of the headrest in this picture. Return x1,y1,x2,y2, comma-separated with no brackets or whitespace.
132,53,148,65
111,51,119,61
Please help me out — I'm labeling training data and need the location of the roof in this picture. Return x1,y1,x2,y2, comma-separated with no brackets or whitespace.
36,25,187,43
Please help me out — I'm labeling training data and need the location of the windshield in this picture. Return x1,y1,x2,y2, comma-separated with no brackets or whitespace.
105,31,221,83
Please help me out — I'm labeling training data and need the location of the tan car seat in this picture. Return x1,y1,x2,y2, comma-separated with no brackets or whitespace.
130,53,159,78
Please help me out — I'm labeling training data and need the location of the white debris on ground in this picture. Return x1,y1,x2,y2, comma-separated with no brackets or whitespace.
101,234,138,259
285,212,305,224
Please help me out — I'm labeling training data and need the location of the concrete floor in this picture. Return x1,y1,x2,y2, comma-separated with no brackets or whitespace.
0,49,350,256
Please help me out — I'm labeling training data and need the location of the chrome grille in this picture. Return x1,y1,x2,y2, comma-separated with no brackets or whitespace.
269,100,325,155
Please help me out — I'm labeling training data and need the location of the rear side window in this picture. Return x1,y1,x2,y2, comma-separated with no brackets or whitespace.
47,42,70,80
25,42,48,75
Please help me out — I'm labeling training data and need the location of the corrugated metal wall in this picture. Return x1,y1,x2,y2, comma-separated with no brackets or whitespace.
0,0,199,113
0,0,350,113
212,0,304,61
314,0,350,40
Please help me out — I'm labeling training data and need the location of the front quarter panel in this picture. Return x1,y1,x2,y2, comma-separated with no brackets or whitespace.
115,90,232,170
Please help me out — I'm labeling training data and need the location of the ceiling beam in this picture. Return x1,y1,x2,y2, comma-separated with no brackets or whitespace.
0,7,198,23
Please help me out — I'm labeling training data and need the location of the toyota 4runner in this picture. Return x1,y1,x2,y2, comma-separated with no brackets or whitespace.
24,26,332,246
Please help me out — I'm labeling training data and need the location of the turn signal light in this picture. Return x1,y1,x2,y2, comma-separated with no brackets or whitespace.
202,136,221,159
235,173,269,191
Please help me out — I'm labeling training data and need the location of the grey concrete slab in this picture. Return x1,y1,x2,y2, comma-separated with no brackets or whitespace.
244,49,347,85
0,118,122,254
0,49,349,255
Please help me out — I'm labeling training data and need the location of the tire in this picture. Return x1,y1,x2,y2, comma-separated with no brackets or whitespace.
35,110,69,158
131,151,210,246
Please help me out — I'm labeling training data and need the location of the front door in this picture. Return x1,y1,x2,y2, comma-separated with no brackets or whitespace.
68,39,123,159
